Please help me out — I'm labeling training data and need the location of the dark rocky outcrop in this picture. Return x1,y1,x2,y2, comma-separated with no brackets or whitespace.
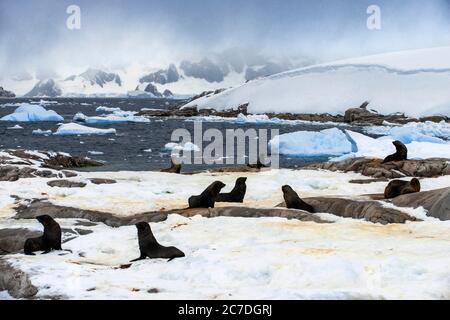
47,180,87,188
391,187,450,221
180,58,227,83
143,83,163,98
15,200,328,228
0,86,15,98
0,228,41,255
0,165,58,182
42,153,103,170
308,157,450,179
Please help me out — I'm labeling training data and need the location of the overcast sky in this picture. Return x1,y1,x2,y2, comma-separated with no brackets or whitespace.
1,0,450,77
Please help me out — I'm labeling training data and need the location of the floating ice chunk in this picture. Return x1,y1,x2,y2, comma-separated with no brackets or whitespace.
0,104,64,122
54,123,116,136
364,121,450,142
95,106,122,112
88,151,104,155
269,128,353,157
32,129,53,135
7,124,23,130
164,142,200,152
74,110,150,124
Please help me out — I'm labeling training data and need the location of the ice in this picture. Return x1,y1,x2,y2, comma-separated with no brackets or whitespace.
269,128,353,157
0,103,64,122
364,121,450,142
88,151,104,155
74,110,150,124
7,124,23,130
54,123,116,136
183,47,450,117
164,142,200,152
95,106,122,112
32,129,52,136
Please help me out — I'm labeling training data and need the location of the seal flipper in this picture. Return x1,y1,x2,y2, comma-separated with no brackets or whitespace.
130,253,147,262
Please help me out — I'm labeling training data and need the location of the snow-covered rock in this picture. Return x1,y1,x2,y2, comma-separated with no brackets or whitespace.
6,125,23,130
139,64,180,84
0,86,15,97
54,123,116,136
183,47,450,117
269,128,353,157
0,104,64,122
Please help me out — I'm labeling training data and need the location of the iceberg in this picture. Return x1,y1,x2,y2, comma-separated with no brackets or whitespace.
364,121,450,142
32,129,53,135
95,106,122,112
0,103,64,122
269,128,353,157
54,123,116,136
74,110,150,124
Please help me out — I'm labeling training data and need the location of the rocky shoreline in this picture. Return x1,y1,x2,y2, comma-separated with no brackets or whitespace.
137,98,449,125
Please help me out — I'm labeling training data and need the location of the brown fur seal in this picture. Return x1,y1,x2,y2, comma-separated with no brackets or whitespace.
384,178,421,199
24,215,62,255
130,222,185,262
160,157,181,174
188,181,226,208
216,177,247,203
282,185,315,213
382,140,408,163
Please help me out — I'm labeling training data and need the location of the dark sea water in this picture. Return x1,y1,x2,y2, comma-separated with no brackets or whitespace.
0,98,367,172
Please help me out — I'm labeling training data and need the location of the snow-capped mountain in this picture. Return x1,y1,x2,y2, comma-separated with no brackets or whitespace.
24,79,62,97
4,56,307,98
183,47,450,118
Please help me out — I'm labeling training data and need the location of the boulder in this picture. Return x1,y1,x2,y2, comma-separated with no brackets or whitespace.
391,187,450,220
89,178,117,185
47,180,87,188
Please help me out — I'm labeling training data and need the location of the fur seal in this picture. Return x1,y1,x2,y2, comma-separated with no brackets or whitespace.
384,178,421,199
24,215,62,255
382,140,408,163
216,177,247,203
188,181,226,208
130,222,185,262
160,157,181,174
282,185,315,213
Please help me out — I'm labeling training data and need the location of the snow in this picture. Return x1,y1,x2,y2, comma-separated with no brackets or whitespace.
269,128,353,157
0,104,64,122
164,142,200,152
7,124,23,130
54,123,117,136
74,110,150,124
364,121,450,142
2,212,450,299
183,47,450,117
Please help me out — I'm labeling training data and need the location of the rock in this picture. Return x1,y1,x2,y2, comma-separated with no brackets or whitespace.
137,109,172,117
160,158,181,174
391,187,450,220
43,154,103,170
0,228,41,255
0,86,15,98
292,197,417,224
47,180,87,188
344,102,378,123
349,178,389,184
15,200,329,228
308,157,450,179
143,83,163,98
89,178,117,185
163,89,173,98
62,170,78,178
139,64,180,85
0,260,38,299
0,166,37,181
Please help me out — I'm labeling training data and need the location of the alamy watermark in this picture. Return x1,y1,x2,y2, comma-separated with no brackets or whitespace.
168,122,279,168
367,5,381,30
66,5,81,30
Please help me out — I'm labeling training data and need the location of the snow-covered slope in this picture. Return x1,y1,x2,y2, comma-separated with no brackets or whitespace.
183,47,450,117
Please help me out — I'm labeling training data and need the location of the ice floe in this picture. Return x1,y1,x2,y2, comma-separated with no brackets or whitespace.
74,110,150,124
164,142,200,152
364,121,450,142
54,123,116,136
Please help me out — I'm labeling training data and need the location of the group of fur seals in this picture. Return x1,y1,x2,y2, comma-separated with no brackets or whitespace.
24,215,62,255
282,185,315,213
188,181,226,208
384,178,421,199
130,222,185,262
382,141,408,163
